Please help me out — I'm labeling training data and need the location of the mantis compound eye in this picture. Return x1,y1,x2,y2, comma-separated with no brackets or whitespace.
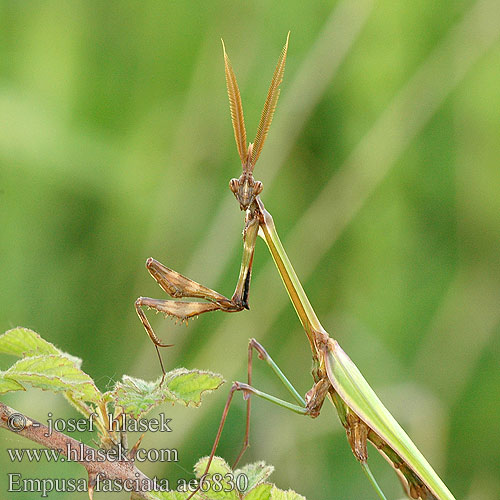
229,178,239,194
254,181,263,196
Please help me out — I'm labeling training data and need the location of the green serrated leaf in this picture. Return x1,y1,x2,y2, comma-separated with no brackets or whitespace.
0,328,59,357
55,350,83,368
0,327,82,367
112,375,176,419
166,368,224,407
269,486,306,500
149,490,188,500
234,462,274,493
194,456,232,477
243,483,273,500
193,456,239,500
5,355,100,403
112,370,224,419
0,372,26,394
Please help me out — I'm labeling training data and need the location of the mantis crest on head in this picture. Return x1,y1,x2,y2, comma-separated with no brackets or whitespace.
135,33,456,500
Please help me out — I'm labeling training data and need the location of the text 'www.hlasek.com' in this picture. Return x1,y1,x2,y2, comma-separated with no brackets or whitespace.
5,412,249,497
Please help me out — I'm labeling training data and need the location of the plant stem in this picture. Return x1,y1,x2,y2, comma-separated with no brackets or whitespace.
0,402,158,500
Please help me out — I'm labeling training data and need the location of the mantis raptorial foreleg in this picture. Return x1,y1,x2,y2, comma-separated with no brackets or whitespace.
135,214,259,380
229,214,259,308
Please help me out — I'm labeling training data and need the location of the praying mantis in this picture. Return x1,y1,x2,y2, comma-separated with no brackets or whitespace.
135,34,456,500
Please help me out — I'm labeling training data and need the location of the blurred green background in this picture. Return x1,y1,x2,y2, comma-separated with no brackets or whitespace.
1,1,500,498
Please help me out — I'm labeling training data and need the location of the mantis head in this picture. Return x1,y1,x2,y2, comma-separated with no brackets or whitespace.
229,143,263,211
229,174,263,211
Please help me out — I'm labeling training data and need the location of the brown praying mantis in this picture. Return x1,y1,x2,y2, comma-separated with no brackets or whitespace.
135,34,456,500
